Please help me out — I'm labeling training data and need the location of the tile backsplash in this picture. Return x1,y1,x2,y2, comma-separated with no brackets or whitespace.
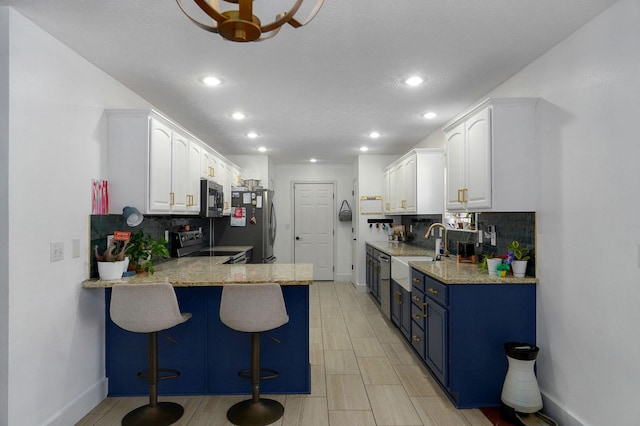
401,212,536,277
90,214,212,278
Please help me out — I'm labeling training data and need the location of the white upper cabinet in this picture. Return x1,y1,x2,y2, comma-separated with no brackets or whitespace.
148,118,173,212
444,98,538,212
107,109,238,216
186,140,201,213
384,149,444,215
201,148,219,182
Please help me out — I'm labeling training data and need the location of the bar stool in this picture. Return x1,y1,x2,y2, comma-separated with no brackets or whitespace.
110,283,192,426
220,283,289,426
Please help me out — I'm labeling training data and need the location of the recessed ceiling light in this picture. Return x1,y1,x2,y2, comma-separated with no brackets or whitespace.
201,75,222,86
247,132,258,139
360,146,369,152
310,158,317,163
232,112,246,120
258,146,267,152
422,111,437,119
404,76,424,86
369,131,380,139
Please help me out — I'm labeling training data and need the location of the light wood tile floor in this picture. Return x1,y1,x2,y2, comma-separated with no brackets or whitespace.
76,282,495,425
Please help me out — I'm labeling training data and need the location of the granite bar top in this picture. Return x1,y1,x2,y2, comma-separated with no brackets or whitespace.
83,258,313,288
367,241,538,284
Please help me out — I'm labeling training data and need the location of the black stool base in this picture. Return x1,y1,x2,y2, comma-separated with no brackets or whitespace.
227,398,284,426
122,401,184,426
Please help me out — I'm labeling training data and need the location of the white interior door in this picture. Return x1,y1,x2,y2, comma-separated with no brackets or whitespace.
294,183,335,280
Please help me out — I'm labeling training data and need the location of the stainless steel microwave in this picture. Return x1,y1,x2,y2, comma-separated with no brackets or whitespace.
200,179,224,217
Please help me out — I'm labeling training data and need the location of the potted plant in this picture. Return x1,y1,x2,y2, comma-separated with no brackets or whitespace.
94,239,129,280
496,262,510,278
507,240,531,278
479,252,502,276
125,230,170,274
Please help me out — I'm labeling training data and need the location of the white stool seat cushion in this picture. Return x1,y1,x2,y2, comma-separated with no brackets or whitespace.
110,283,192,333
220,283,289,332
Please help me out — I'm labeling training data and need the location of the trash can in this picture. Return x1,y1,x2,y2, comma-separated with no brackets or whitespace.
501,342,542,413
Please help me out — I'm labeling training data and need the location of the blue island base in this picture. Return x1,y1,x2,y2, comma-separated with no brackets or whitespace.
105,286,310,396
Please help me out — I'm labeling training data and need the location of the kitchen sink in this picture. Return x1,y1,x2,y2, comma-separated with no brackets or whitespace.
391,256,434,291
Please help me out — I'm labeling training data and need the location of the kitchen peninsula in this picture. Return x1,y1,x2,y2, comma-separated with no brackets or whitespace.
83,260,313,396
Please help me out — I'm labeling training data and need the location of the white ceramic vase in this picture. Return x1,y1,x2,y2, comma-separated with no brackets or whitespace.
486,258,502,276
98,260,125,280
512,260,528,278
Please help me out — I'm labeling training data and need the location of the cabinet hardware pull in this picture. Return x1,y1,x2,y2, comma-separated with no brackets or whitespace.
412,335,421,342
224,201,229,210
386,203,390,210
457,189,463,203
422,302,427,318
170,192,175,206
396,291,402,304
212,167,215,177
463,188,468,203
412,295,420,302
401,200,406,208
412,278,420,283
413,314,420,321
428,288,438,295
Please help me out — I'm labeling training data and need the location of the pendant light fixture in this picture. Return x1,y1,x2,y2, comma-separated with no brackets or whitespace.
176,0,324,42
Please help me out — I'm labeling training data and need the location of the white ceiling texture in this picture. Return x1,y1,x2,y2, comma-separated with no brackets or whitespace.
0,0,617,164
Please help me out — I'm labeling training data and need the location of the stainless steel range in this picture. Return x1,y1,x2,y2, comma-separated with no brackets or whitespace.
170,230,249,263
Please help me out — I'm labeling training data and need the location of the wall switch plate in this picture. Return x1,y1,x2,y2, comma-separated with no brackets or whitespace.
72,239,80,258
50,242,64,262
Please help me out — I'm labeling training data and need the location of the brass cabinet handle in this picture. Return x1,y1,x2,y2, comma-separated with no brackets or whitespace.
224,201,229,209
463,188,468,203
412,335,421,342
211,166,215,177
386,202,390,210
412,295,420,303
457,189,462,203
412,277,420,283
413,314,421,321
396,291,402,304
401,200,407,208
170,192,175,206
422,303,427,318
428,288,438,295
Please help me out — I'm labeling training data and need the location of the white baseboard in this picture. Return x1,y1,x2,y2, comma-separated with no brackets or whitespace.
42,378,108,426
353,282,367,293
541,391,585,426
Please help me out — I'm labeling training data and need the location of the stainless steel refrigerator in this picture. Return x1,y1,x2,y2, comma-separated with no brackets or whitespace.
214,189,276,263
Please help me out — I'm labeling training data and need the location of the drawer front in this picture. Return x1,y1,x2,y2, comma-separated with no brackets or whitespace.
411,269,425,293
411,300,426,330
424,275,448,306
410,320,426,359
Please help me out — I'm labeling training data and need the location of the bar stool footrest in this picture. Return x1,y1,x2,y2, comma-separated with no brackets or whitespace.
136,368,181,382
238,367,279,381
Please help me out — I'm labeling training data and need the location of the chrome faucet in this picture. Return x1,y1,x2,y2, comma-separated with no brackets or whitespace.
425,223,448,259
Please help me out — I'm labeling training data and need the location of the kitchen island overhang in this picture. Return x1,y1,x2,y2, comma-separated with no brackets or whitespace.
83,260,313,396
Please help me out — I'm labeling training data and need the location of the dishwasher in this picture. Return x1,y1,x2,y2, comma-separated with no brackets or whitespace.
378,254,391,320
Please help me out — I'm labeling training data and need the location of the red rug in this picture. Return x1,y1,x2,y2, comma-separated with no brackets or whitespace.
480,407,517,425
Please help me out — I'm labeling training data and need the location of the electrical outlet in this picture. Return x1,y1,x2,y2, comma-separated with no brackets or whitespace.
50,242,64,262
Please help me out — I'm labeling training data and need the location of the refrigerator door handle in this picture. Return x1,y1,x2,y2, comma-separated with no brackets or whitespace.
269,201,277,245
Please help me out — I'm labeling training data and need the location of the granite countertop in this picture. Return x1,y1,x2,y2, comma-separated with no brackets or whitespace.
366,240,433,257
367,241,538,285
83,258,313,288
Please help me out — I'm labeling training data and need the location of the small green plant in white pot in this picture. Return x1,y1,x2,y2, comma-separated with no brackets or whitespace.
125,230,170,274
507,240,531,278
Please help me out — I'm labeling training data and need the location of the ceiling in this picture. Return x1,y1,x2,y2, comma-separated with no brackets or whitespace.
0,0,617,164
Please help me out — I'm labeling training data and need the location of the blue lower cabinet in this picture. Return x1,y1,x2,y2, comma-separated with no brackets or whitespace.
105,286,310,396
409,269,536,408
